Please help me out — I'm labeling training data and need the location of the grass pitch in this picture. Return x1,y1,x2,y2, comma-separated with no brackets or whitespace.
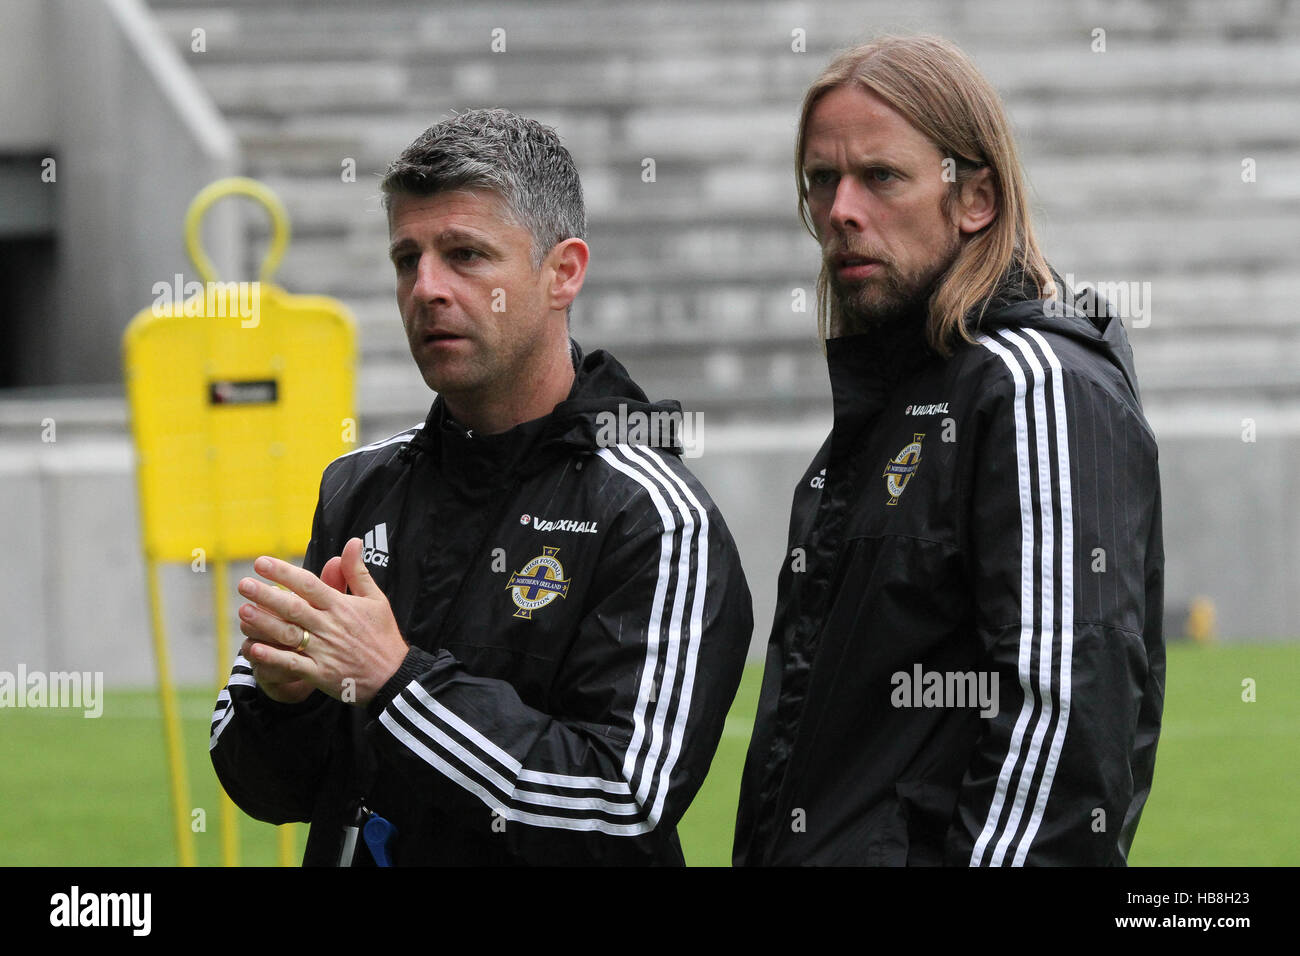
0,642,1294,866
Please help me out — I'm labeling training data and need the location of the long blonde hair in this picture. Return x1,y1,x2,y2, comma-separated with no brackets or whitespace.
796,35,1054,354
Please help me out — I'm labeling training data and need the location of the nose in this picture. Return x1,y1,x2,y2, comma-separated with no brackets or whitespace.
828,176,866,235
410,252,452,307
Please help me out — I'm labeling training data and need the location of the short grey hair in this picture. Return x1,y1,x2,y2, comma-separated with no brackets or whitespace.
381,108,587,269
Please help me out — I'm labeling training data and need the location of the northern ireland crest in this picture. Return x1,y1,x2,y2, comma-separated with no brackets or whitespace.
883,433,925,505
506,546,571,619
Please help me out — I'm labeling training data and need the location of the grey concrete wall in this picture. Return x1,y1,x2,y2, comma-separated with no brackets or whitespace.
1149,405,1300,640
41,0,240,387
0,0,55,151
0,424,261,687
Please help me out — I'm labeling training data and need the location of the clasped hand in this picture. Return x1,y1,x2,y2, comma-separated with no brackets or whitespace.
236,537,408,706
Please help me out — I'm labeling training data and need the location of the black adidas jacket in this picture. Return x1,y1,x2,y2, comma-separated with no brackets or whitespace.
733,281,1165,866
210,344,752,865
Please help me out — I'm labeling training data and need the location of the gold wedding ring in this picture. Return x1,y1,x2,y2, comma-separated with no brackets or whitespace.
296,628,312,653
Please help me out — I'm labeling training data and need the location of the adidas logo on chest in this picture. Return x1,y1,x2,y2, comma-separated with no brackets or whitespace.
363,522,391,568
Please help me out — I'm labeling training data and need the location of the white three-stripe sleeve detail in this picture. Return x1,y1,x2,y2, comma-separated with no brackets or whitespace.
989,328,1058,866
210,685,233,749
378,706,518,815
970,333,1039,866
590,446,679,806
971,330,1074,866
209,710,234,750
609,444,696,810
388,691,641,815
1012,327,1075,865
210,654,256,748
380,691,657,834
615,444,710,825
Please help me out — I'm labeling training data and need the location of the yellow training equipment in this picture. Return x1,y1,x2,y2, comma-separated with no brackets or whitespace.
124,177,356,562
123,177,356,866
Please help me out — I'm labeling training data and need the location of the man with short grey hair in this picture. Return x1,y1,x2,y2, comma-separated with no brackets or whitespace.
210,109,753,866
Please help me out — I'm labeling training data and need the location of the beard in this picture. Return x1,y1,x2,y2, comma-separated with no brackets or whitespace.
826,234,962,336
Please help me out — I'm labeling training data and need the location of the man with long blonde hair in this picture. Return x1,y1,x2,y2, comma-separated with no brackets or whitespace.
734,35,1164,866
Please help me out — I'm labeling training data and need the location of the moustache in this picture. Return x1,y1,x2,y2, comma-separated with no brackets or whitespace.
822,244,895,270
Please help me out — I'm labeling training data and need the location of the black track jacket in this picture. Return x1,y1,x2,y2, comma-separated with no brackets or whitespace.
733,281,1164,866
211,343,752,865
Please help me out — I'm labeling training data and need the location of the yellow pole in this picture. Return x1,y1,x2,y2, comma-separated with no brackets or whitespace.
212,559,240,866
278,824,297,866
146,558,196,866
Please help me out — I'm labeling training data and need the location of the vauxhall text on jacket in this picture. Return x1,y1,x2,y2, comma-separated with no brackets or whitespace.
733,282,1164,866
211,345,753,865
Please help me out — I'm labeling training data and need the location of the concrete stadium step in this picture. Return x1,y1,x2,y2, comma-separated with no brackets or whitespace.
187,47,1300,119
224,91,1298,181
345,289,815,353
247,148,1300,242
148,1,1300,60
1026,151,1300,211
1035,211,1297,274
332,272,1300,343
977,41,1300,98
178,42,1300,120
1138,363,1300,401
1134,326,1300,367
1076,272,1300,334
341,304,1300,414
611,95,1299,161
262,206,1298,297
188,54,818,115
268,228,824,298
231,170,817,239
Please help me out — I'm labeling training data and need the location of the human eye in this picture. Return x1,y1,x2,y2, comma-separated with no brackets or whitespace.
392,251,418,273
806,167,837,189
449,247,483,263
868,166,896,184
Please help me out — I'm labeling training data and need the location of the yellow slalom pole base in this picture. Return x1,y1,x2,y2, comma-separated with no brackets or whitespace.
212,559,240,867
278,824,297,866
146,558,197,867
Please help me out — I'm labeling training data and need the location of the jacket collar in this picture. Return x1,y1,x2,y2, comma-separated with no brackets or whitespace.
401,339,684,485
825,308,934,459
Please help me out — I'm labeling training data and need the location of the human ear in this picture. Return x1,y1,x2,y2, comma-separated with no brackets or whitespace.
956,167,997,235
546,238,589,312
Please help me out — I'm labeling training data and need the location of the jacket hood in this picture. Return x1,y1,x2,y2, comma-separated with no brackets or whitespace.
400,340,684,486
972,266,1143,403
544,339,686,459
